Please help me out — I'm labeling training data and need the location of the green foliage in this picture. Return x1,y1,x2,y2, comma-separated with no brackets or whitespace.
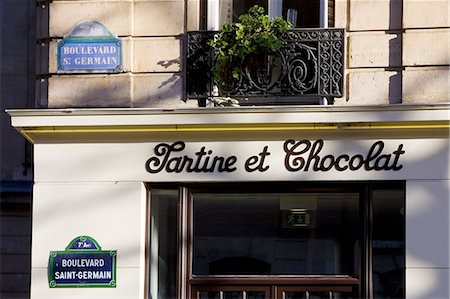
208,5,291,85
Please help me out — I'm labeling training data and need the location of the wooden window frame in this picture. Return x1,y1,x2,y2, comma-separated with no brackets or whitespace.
147,181,405,299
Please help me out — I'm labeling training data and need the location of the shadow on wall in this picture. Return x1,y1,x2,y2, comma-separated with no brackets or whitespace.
388,0,402,104
406,180,450,299
157,59,180,70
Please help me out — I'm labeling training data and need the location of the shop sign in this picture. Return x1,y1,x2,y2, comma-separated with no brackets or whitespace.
48,236,117,288
57,20,122,73
145,139,405,174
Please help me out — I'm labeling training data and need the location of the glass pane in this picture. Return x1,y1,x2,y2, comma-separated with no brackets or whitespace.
309,292,354,299
223,291,243,299
309,292,331,299
247,291,266,299
232,0,267,22
284,291,354,299
372,188,405,299
282,0,320,27
284,292,306,299
331,292,354,299
214,0,320,28
214,0,267,29
197,291,221,299
192,192,359,275
149,189,178,299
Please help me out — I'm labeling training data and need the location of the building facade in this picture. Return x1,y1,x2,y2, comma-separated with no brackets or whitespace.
1,1,35,297
6,0,450,298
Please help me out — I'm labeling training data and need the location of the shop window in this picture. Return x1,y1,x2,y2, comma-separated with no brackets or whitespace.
202,0,334,30
193,192,358,275
372,189,405,298
147,182,404,299
148,189,178,299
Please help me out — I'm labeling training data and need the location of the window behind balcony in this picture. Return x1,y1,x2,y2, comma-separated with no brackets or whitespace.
202,0,334,30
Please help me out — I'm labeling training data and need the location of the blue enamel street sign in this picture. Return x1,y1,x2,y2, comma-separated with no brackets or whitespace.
57,20,122,73
48,236,117,288
58,40,121,72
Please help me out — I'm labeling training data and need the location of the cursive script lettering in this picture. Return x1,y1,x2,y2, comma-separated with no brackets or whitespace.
145,141,237,173
245,146,271,172
284,140,405,172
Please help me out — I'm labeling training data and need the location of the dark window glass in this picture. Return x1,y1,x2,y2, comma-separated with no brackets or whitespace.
192,192,359,275
282,0,320,27
232,0,267,22
372,188,405,298
149,189,178,299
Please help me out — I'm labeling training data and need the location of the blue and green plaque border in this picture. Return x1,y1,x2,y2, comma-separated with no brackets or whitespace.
48,236,117,288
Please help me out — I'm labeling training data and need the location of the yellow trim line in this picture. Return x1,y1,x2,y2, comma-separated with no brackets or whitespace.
19,121,450,135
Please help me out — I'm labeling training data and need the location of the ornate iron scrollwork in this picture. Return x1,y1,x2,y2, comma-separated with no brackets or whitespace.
186,28,344,102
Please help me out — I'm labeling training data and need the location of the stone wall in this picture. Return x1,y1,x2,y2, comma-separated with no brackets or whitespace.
38,0,450,107
336,0,449,105
38,0,199,108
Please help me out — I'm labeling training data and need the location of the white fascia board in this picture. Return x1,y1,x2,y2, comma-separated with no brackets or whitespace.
7,104,450,129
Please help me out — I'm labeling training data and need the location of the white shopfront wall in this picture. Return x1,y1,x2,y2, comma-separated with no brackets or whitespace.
8,105,450,299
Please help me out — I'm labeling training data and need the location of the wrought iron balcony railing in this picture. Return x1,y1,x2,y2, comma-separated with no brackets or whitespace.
186,28,344,104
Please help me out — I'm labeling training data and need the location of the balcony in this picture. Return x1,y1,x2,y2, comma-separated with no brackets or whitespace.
186,28,345,105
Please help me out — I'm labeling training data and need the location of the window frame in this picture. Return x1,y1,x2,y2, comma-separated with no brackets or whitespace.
146,181,405,299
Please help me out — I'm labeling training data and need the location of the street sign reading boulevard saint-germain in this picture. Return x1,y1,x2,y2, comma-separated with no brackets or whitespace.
48,236,117,288
57,20,122,73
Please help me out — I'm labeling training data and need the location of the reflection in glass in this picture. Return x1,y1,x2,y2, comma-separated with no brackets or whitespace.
197,291,221,299
223,291,242,299
372,189,405,299
247,291,266,299
284,291,306,299
149,189,178,299
193,193,359,275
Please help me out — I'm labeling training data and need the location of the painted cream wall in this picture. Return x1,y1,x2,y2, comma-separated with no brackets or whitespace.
31,182,148,299
8,106,450,298
406,180,450,299
32,140,448,182
38,0,450,108
31,136,450,299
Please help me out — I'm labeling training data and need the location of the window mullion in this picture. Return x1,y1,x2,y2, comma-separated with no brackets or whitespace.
178,186,189,299
360,186,373,299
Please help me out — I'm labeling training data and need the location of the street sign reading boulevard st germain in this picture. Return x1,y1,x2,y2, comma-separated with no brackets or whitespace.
48,236,117,288
57,20,122,73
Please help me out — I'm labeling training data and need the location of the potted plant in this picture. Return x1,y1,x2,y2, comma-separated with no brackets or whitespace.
208,5,291,93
